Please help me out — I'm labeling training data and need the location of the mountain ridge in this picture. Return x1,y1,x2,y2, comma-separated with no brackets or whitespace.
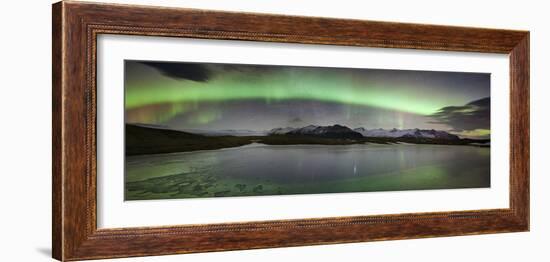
353,127,460,140
126,123,489,155
283,124,363,139
269,125,460,140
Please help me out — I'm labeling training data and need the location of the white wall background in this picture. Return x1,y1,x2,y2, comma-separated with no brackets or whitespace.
0,0,546,261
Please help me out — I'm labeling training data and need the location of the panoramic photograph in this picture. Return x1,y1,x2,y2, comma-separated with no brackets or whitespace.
124,60,491,201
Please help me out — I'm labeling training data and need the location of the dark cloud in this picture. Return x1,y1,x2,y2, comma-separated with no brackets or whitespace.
137,61,278,82
139,62,212,82
429,97,490,131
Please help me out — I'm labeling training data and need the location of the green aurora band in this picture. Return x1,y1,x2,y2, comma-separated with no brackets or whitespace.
125,71,469,116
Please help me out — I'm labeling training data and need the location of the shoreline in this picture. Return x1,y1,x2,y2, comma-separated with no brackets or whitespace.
127,138,490,157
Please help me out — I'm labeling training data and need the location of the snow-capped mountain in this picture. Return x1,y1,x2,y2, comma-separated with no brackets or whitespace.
268,127,296,135
353,128,459,140
269,125,363,139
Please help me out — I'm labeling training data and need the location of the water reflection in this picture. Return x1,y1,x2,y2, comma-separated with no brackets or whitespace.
125,144,490,200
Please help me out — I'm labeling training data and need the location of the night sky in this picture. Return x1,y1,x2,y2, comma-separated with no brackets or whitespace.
125,60,490,139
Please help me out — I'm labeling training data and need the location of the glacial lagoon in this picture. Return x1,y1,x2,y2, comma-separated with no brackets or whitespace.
125,143,490,200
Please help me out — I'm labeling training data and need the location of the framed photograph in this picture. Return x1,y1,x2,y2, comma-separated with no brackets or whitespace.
52,1,529,261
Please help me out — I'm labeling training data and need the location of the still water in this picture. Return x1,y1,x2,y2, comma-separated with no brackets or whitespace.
125,143,490,200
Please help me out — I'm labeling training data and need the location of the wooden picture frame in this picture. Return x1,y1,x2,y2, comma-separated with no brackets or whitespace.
52,1,529,261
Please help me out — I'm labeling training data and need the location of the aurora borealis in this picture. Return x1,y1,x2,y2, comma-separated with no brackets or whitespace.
125,60,491,138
